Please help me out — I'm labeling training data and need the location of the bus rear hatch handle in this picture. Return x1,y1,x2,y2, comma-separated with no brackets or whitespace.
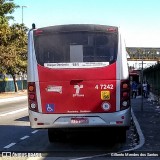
70,80,83,85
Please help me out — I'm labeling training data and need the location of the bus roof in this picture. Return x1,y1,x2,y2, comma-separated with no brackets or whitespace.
35,24,118,33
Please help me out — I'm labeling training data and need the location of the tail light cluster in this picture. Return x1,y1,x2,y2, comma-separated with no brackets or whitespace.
120,80,130,110
28,82,38,112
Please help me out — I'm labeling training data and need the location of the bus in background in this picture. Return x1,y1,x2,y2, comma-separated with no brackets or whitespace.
27,24,131,142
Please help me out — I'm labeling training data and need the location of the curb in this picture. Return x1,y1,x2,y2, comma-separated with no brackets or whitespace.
127,108,145,151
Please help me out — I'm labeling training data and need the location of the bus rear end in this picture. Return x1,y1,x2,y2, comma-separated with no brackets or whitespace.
27,24,131,142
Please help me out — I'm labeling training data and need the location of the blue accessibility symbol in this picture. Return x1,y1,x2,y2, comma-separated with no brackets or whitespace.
46,104,54,112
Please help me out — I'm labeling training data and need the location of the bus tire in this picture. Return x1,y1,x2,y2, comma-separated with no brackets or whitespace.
118,128,126,143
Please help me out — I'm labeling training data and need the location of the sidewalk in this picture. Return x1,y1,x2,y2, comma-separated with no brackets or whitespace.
131,94,160,151
0,90,27,98
0,90,27,103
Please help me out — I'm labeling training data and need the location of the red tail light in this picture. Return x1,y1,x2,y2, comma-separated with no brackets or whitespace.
28,82,38,112
34,29,43,36
106,27,117,32
120,80,130,110
29,93,35,100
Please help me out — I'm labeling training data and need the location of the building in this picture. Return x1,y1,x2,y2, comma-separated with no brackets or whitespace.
127,47,160,84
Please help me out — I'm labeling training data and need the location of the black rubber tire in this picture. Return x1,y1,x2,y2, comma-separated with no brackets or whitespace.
118,128,126,143
48,129,66,143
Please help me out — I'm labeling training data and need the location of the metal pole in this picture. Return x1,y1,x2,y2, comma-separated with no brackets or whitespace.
22,6,27,24
22,6,23,24
141,52,144,112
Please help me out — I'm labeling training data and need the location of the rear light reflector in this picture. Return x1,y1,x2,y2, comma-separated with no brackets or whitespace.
37,123,44,125
30,103,37,109
29,94,35,100
122,101,128,107
123,92,128,97
121,116,125,119
122,83,128,89
106,27,117,32
34,29,43,35
28,82,38,112
28,85,34,92
120,80,130,111
116,121,123,124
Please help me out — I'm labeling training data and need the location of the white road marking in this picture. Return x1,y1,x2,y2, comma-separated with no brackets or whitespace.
3,131,39,150
0,108,27,117
20,135,30,140
4,143,16,149
32,130,39,134
3,131,39,149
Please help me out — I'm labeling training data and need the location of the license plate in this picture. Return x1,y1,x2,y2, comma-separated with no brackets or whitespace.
71,117,89,124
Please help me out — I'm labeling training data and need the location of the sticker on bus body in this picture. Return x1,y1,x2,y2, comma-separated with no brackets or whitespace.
95,84,114,90
73,85,84,97
44,62,109,69
101,91,110,100
46,104,54,112
46,85,62,94
101,102,111,111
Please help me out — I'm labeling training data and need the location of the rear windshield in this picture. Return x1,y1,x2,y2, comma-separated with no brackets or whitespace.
34,31,118,67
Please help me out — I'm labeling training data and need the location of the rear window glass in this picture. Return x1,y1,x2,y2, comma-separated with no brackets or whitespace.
34,31,118,67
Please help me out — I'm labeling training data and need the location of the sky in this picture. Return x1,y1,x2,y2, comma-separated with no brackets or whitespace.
10,0,160,47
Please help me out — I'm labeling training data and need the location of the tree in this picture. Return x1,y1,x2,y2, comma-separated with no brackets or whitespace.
0,0,19,24
0,24,28,92
0,0,27,92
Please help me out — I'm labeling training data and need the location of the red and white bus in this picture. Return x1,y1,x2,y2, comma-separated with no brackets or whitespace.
27,24,131,142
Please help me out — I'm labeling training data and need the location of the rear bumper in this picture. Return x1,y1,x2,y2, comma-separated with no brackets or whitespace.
29,107,131,129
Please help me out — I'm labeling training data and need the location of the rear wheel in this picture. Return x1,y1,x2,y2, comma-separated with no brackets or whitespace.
118,128,126,143
48,129,66,143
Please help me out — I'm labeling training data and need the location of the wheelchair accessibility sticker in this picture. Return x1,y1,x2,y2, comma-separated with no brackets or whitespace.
46,104,54,112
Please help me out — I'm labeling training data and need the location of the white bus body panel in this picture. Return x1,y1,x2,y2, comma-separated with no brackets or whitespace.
27,31,42,112
29,107,131,128
116,30,129,111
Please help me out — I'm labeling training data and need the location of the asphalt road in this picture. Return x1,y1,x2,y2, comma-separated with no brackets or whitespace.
0,99,141,160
